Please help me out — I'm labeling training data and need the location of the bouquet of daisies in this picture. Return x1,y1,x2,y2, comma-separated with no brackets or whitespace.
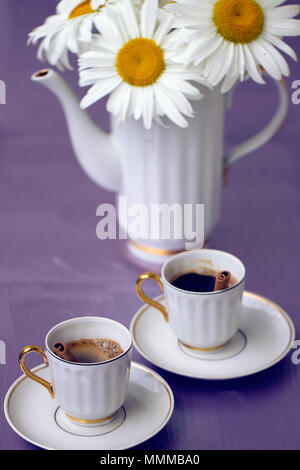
29,0,300,129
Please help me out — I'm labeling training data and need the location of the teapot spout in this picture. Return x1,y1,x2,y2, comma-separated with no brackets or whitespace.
31,69,121,192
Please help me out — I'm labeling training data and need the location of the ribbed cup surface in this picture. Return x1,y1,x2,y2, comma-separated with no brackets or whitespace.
164,284,244,349
48,348,132,421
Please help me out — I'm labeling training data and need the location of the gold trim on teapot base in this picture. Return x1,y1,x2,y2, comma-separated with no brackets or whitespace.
129,240,183,257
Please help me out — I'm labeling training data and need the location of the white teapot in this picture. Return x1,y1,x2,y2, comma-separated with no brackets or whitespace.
32,69,288,263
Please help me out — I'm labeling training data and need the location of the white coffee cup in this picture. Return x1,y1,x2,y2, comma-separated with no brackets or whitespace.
19,317,132,425
136,249,246,351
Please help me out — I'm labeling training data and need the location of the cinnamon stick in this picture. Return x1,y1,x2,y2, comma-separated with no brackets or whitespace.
214,272,226,291
53,342,78,362
214,271,232,291
222,271,231,289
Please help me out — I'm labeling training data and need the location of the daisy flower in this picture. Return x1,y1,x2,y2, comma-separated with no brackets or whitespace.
79,0,207,129
167,0,300,92
28,0,117,70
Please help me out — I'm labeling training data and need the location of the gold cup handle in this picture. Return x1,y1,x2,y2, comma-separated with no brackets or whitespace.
136,272,169,322
19,345,54,398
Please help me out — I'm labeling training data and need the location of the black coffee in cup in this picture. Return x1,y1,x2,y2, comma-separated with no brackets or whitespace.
171,269,237,292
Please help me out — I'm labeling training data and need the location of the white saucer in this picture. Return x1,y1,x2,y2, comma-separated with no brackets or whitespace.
131,291,295,380
4,362,174,450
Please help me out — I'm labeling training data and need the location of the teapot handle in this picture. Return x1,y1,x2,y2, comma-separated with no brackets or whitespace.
223,78,289,170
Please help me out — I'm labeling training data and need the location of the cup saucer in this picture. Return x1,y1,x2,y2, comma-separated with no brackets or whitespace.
4,362,174,450
130,291,295,380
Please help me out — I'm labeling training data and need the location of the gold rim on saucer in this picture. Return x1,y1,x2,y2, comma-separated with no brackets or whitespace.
179,339,229,352
64,411,117,425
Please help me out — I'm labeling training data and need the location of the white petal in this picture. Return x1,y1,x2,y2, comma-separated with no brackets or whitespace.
118,0,140,39
258,0,285,8
259,38,290,77
161,73,201,99
107,82,127,116
221,72,239,94
94,10,124,47
79,53,115,69
142,86,155,129
153,83,189,128
263,32,297,61
220,46,240,92
205,41,234,86
153,12,174,45
141,0,157,38
266,18,300,36
79,14,94,43
164,27,194,48
237,44,246,81
119,84,132,122
189,34,223,66
57,0,80,15
47,29,69,65
66,22,80,53
132,87,145,120
249,40,281,80
80,76,122,108
110,6,131,44
59,47,73,70
267,5,300,19
79,69,119,86
243,44,265,84
162,81,195,117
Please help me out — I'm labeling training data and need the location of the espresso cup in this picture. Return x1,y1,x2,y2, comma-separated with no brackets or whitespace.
136,249,246,350
19,317,132,425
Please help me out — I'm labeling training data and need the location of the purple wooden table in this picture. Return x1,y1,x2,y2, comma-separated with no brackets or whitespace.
1,0,300,450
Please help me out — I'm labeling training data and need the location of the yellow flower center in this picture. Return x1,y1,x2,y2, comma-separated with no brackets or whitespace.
116,38,165,87
69,0,94,19
213,0,264,43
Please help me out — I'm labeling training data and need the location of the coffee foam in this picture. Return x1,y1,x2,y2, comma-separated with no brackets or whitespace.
66,338,123,363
